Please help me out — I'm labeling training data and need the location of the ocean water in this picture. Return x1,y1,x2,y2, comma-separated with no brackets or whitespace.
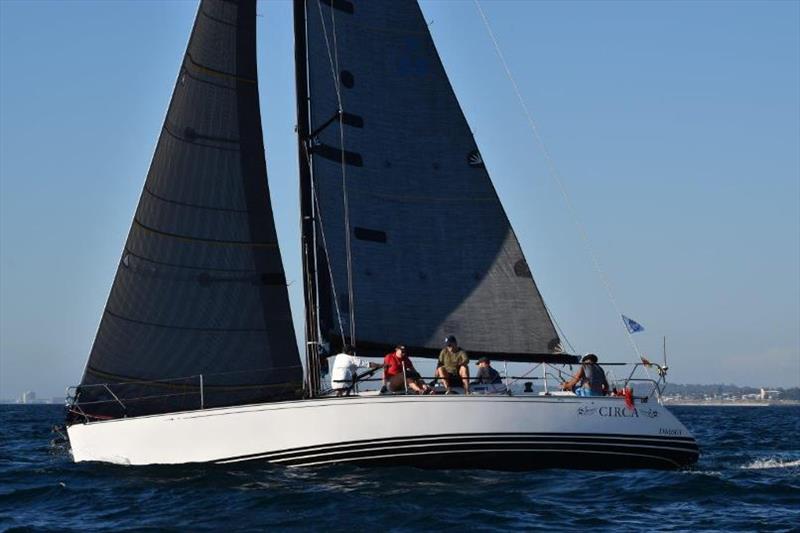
1,405,798,532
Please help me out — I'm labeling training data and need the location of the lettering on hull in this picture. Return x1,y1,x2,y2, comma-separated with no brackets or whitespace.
577,405,659,418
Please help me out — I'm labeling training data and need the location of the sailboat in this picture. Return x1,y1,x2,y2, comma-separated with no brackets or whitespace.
65,0,699,469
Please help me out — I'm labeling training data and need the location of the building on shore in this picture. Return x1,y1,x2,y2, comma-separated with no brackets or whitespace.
19,391,36,404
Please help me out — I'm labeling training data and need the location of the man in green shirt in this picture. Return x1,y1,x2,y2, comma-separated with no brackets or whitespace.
436,335,470,394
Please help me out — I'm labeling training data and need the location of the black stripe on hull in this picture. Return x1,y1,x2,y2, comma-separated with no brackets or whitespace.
216,433,699,471
312,448,691,471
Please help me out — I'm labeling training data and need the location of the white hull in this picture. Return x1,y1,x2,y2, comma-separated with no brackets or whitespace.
67,395,698,469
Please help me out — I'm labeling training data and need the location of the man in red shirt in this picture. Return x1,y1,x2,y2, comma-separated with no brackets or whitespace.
382,345,431,394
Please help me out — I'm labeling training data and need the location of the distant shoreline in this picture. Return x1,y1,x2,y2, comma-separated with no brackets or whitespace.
664,400,800,407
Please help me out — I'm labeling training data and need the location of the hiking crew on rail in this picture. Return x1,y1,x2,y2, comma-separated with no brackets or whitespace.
335,339,613,398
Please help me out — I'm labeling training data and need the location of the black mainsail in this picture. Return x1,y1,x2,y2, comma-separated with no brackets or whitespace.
75,0,302,419
296,0,573,365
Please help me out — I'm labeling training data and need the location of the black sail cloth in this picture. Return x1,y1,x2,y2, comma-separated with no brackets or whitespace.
75,0,302,420
301,0,572,363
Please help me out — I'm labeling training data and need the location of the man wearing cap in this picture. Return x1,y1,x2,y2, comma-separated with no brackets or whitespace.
436,335,470,394
473,356,502,385
330,344,380,396
561,353,609,396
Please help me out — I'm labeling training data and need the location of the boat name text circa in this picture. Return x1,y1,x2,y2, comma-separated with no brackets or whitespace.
577,405,659,419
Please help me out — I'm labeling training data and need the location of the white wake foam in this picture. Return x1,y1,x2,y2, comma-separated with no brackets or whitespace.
740,457,800,470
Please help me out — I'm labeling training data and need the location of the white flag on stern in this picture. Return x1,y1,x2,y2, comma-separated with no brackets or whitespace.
622,315,645,334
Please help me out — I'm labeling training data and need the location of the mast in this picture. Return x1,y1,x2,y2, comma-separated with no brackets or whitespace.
294,0,321,396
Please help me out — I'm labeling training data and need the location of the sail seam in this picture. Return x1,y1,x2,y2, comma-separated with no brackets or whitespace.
162,124,241,152
181,66,238,91
133,218,277,247
336,20,428,37
122,268,285,287
200,7,238,28
354,190,498,204
143,183,251,213
184,52,257,84
103,308,271,332
122,248,258,273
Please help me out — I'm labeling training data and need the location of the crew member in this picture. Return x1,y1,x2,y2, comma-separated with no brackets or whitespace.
473,356,502,385
383,345,431,394
330,344,379,396
436,335,470,394
561,353,609,396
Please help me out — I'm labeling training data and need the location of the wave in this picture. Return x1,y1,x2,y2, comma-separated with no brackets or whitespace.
740,457,800,470
682,469,723,477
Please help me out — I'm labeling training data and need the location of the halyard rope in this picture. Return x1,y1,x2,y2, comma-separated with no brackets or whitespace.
309,152,347,344
473,0,647,368
316,0,357,346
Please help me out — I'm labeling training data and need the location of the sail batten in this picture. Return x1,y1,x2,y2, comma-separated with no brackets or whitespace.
302,0,563,362
76,0,302,418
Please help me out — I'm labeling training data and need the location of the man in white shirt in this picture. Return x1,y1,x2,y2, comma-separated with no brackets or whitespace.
331,345,380,396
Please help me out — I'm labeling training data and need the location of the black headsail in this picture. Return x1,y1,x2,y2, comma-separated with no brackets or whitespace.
296,0,577,367
74,0,302,420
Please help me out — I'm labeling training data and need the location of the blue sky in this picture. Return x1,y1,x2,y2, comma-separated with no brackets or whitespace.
1,0,798,399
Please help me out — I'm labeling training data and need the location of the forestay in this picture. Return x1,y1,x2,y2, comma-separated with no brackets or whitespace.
76,0,302,419
301,0,570,362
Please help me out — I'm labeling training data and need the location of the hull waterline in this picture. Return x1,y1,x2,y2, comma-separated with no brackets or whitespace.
66,395,699,470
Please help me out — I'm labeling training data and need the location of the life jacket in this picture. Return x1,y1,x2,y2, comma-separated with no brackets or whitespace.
582,363,607,394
